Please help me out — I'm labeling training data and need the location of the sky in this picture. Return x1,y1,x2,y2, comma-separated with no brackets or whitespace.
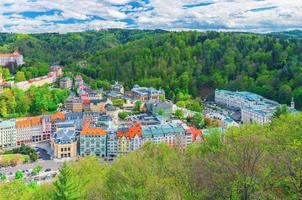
0,0,301,33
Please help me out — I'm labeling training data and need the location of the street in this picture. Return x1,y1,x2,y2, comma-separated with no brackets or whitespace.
0,159,62,176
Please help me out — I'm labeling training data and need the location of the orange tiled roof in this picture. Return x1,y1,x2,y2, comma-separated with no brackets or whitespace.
117,123,142,139
81,127,107,136
189,126,202,141
0,51,21,57
51,112,65,121
16,117,42,128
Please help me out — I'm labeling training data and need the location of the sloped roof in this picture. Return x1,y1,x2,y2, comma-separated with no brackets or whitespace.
116,122,142,139
81,127,107,136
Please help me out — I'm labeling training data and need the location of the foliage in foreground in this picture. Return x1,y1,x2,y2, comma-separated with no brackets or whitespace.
1,113,302,199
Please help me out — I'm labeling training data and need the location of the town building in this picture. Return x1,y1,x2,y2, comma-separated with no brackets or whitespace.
51,129,77,159
0,51,24,67
15,66,62,91
184,126,203,147
96,115,113,130
0,120,16,149
205,112,239,129
128,85,165,101
106,82,125,100
111,82,124,94
127,113,161,125
142,123,185,147
50,66,63,77
80,127,107,157
65,112,84,121
42,115,52,141
16,117,43,146
59,77,72,89
75,75,83,87
145,100,172,119
90,99,106,113
116,123,142,155
107,131,118,157
215,89,282,124
65,98,83,112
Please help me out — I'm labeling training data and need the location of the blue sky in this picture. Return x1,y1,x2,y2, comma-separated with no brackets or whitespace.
0,0,301,33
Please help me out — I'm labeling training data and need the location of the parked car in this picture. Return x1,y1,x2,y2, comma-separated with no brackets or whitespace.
44,168,51,172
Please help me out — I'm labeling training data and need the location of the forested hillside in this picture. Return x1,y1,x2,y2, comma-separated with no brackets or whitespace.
1,30,302,108
1,113,302,199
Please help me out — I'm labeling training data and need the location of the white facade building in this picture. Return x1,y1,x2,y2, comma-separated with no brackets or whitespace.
0,51,24,66
0,120,16,149
215,89,281,124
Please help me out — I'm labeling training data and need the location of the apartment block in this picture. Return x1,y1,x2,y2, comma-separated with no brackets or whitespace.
0,120,16,149
80,127,107,157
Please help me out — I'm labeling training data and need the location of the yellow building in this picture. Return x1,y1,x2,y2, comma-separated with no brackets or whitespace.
51,129,77,159
65,98,83,112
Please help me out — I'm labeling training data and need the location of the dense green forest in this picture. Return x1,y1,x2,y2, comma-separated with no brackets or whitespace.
1,30,302,109
1,113,302,199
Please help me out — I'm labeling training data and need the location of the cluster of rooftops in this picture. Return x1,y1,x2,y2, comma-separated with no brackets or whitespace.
50,111,202,145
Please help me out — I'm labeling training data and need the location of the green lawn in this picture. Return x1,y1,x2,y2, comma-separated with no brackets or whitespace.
0,154,29,167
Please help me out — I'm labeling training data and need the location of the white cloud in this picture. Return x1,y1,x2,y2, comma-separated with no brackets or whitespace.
0,0,302,33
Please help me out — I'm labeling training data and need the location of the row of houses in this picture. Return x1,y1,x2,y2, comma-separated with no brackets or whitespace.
106,82,165,102
14,66,63,91
51,121,203,159
65,98,106,113
0,111,203,158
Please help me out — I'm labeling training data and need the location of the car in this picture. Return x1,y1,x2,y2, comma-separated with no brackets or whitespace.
44,168,51,172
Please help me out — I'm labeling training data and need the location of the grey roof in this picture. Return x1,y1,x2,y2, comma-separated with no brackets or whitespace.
131,85,165,96
98,115,112,122
56,120,75,128
142,123,185,136
65,112,84,120
52,129,77,144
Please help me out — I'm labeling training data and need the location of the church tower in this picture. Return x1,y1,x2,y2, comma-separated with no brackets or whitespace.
291,97,295,109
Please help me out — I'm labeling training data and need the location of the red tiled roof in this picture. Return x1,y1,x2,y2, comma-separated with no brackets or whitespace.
82,98,91,104
0,51,21,57
117,122,142,139
189,126,202,141
81,127,106,136
16,117,42,128
51,112,65,121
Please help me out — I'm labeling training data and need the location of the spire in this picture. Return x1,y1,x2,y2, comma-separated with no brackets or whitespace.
291,97,295,109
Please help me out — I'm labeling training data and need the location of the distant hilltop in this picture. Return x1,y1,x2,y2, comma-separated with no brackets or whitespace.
0,51,24,67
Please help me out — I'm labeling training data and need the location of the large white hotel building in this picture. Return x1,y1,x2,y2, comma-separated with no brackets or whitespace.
0,51,24,67
214,89,288,125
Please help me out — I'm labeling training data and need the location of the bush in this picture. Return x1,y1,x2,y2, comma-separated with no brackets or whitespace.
118,111,129,120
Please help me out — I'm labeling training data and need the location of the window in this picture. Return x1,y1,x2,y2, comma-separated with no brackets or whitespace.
61,148,64,152
68,147,70,151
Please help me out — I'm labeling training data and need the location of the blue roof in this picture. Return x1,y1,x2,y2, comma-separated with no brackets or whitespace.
142,123,184,136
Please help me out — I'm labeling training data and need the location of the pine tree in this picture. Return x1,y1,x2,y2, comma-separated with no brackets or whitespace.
53,163,80,200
